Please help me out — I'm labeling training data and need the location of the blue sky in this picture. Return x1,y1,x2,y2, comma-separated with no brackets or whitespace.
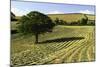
11,1,95,16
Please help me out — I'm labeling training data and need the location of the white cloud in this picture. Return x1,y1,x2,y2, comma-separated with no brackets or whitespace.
78,10,95,14
11,8,29,16
47,11,64,14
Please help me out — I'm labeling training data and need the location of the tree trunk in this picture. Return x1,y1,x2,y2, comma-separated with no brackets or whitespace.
35,33,38,44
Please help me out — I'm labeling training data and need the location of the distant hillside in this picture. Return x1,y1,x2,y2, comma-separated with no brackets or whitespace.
16,13,95,21
12,13,95,31
15,13,95,25
48,13,95,23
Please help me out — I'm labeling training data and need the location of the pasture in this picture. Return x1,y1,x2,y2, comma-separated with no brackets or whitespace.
11,25,95,66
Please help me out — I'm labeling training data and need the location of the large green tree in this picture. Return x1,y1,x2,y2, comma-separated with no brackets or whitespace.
18,11,55,43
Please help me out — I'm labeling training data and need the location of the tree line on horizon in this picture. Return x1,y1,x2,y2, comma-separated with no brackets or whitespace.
54,14,95,26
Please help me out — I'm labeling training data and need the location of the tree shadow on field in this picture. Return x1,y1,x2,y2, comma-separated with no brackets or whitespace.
38,37,84,44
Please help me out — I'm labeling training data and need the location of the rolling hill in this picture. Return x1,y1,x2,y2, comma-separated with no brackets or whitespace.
15,13,95,21
12,13,95,31
48,13,95,23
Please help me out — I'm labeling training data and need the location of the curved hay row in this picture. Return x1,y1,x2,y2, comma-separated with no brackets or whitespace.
47,40,85,64
87,44,95,61
66,41,88,62
40,41,81,64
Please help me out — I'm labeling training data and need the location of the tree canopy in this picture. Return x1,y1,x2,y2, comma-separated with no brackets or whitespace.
18,11,55,43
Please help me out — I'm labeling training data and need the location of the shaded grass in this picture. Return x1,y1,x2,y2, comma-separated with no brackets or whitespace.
39,37,84,43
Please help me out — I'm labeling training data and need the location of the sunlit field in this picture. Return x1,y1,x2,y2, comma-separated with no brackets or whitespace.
11,25,95,66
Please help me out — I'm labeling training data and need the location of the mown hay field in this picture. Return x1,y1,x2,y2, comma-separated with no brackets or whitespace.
11,25,95,66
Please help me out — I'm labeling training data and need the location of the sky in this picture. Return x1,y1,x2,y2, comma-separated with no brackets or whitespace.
11,0,95,16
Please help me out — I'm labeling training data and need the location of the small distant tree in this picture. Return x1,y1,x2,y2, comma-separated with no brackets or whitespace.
55,18,68,25
18,11,55,43
55,18,60,25
59,20,64,25
70,21,78,25
11,12,16,21
80,14,88,25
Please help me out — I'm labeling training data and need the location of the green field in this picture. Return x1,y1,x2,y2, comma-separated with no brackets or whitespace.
11,25,95,66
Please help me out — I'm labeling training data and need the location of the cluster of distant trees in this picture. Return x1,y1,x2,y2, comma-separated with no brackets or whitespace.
54,14,95,25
